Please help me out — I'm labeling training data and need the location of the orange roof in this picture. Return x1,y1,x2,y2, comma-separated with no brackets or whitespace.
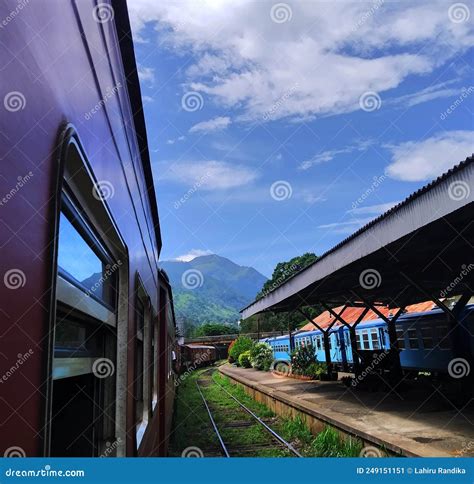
300,301,437,331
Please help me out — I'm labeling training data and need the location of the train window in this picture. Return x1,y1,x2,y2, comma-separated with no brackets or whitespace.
362,330,370,349
437,326,451,350
356,331,363,350
420,326,433,349
396,328,406,349
328,337,332,350
370,329,380,350
58,196,117,311
135,299,145,427
407,328,419,349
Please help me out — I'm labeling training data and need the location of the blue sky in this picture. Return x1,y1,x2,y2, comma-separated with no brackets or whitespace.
128,0,474,277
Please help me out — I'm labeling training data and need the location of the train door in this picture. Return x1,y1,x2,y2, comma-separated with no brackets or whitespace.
50,191,118,456
338,327,348,369
46,132,129,457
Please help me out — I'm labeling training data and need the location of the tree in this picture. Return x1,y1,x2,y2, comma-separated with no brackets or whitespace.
257,252,318,298
241,252,321,334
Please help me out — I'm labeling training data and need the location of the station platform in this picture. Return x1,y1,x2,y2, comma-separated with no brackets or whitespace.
219,364,474,457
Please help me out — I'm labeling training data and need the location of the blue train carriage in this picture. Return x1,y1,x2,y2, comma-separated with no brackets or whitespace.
262,304,474,376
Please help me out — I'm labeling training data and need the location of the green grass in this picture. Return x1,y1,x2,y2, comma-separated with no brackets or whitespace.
169,367,365,458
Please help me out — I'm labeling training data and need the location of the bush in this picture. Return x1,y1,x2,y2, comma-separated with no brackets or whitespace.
238,350,252,368
250,342,273,371
305,362,328,379
228,336,254,365
291,344,317,375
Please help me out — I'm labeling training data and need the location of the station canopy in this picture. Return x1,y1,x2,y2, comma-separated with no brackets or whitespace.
241,156,473,320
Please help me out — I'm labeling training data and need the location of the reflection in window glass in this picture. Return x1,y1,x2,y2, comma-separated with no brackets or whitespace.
58,211,116,309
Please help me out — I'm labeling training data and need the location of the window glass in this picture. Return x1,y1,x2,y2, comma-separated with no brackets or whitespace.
135,299,145,426
371,329,380,350
362,330,370,349
407,328,419,349
58,210,117,309
396,328,405,349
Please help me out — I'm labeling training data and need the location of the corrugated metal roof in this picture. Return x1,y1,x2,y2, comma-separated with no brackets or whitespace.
241,155,473,318
300,300,437,331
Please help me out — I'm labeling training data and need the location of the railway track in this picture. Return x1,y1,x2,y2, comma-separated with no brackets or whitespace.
196,369,302,457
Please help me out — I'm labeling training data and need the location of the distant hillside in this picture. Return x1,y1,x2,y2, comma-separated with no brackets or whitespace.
160,254,267,334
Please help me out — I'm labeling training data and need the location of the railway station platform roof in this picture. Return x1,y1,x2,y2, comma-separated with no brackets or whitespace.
241,156,473,319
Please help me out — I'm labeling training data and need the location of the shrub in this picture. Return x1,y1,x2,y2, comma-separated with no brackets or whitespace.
228,336,254,365
238,350,252,368
305,362,327,379
291,344,317,375
250,342,273,371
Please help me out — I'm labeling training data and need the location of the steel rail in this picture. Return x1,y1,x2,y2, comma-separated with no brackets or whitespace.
195,380,230,457
213,377,303,457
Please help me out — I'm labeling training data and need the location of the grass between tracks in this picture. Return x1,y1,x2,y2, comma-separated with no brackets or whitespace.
169,365,364,457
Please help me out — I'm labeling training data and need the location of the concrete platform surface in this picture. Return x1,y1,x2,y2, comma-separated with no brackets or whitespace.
220,365,474,457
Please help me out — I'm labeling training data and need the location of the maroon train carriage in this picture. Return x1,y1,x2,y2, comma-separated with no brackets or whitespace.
178,344,217,373
0,0,176,457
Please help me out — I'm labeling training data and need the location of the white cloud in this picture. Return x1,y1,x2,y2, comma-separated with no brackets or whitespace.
386,131,474,181
189,116,231,134
390,80,462,108
173,249,213,262
137,65,155,85
318,218,373,234
348,201,400,215
157,160,259,189
128,0,474,122
299,140,374,170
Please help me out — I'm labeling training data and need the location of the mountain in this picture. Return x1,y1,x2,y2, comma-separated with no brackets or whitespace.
160,254,267,333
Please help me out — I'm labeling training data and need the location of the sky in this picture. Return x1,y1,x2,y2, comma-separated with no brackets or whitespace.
128,0,474,277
